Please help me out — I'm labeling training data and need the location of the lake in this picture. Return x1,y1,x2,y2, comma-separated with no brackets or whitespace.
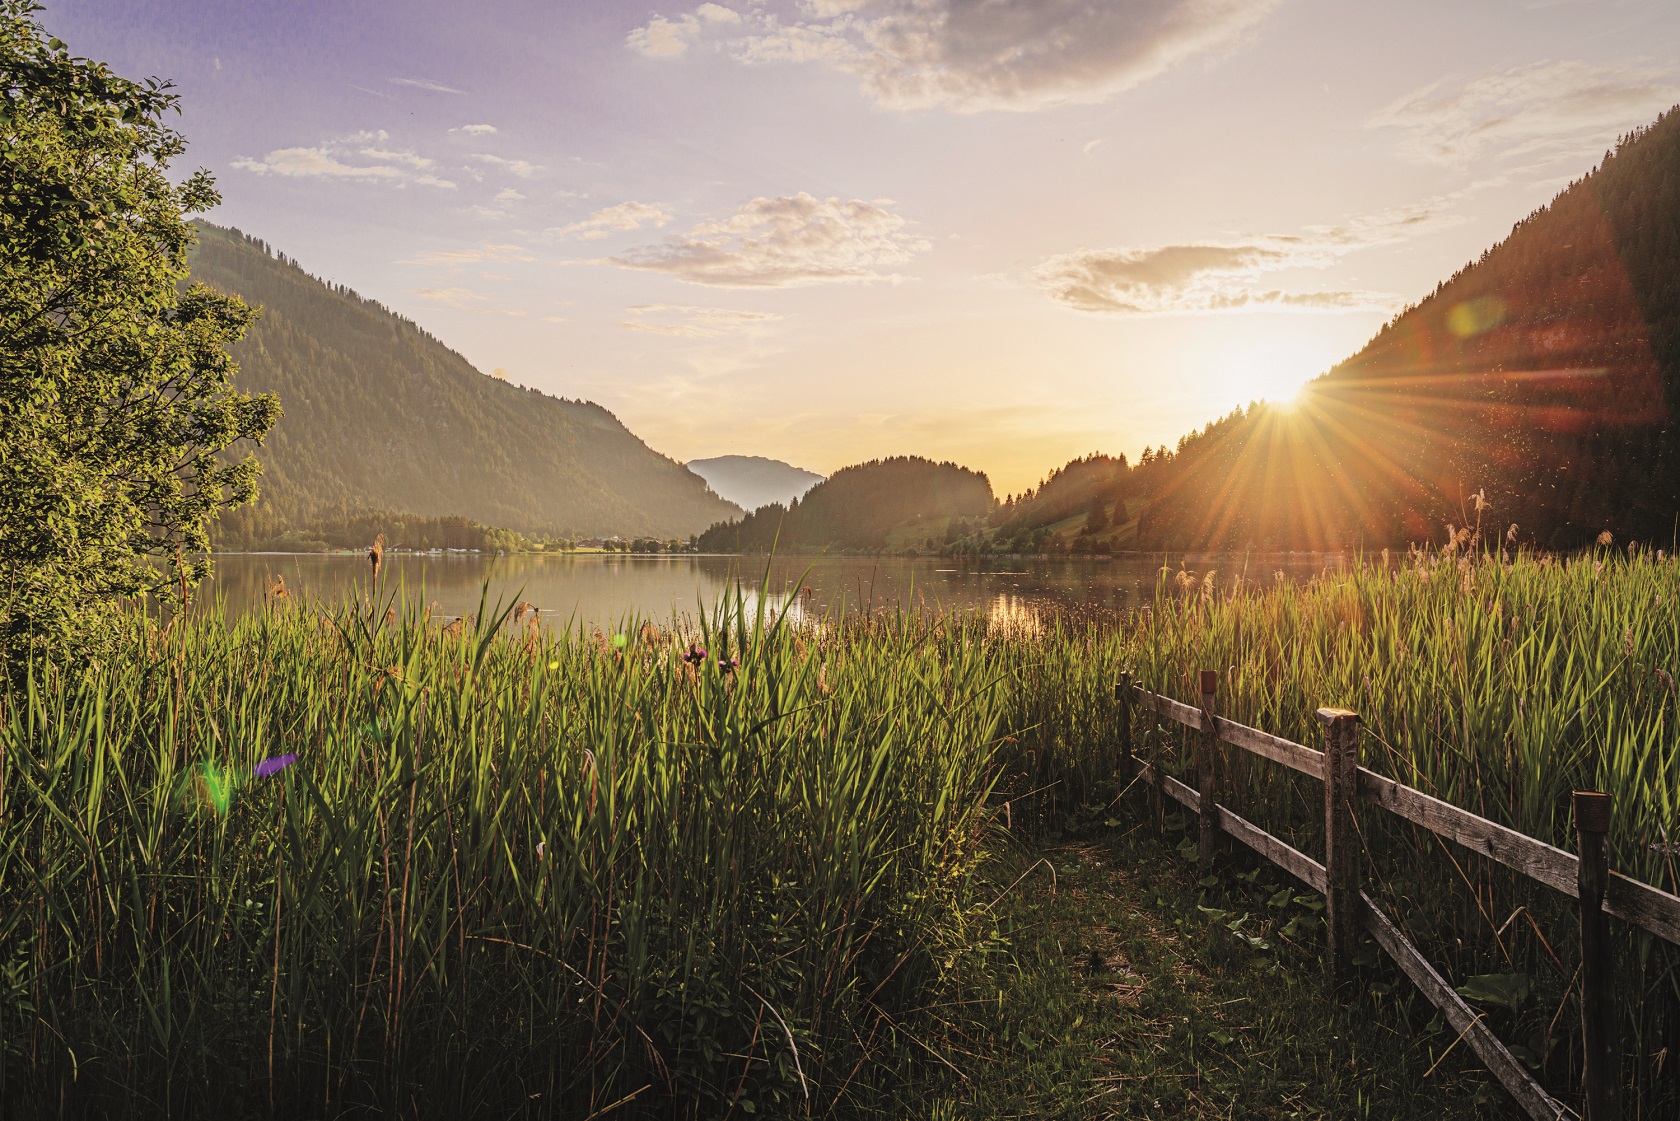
205,551,1353,629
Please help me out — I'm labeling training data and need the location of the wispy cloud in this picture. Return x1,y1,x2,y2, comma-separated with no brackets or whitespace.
621,303,783,338
471,153,541,178
360,147,433,168
403,242,536,268
628,0,1283,113
1033,199,1466,315
389,76,466,94
1368,59,1680,166
607,192,929,288
232,147,404,180
233,131,457,188
545,201,674,242
452,123,498,134
414,286,527,315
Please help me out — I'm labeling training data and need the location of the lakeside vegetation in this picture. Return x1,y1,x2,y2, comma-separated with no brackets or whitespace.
3,548,1676,1116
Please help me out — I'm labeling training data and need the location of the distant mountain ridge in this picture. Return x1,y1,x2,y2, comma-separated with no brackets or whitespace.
699,456,993,552
687,455,824,512
190,222,741,543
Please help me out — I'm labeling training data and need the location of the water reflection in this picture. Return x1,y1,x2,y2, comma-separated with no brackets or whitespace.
202,552,1351,631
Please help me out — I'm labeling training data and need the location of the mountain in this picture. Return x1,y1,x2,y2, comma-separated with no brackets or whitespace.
698,456,994,552
687,455,824,512
188,222,740,544
1115,104,1680,552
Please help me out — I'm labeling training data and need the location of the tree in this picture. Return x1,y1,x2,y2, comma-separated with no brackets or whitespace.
0,1,278,665
1084,494,1110,533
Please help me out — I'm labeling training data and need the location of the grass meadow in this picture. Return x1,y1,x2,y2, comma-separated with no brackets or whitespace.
1,549,1676,1117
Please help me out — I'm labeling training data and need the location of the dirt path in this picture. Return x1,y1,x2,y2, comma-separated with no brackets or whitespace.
933,825,1520,1119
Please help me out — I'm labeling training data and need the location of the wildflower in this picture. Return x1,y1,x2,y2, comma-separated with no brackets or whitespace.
682,643,707,666
253,753,299,779
536,840,546,861
718,655,740,673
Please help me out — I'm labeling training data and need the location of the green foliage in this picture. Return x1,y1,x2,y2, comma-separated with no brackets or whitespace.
1128,548,1680,1113
0,592,1024,1116
0,1,277,666
699,455,994,552
188,223,740,542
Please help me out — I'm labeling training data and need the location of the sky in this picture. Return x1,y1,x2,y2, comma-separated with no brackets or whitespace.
41,0,1680,495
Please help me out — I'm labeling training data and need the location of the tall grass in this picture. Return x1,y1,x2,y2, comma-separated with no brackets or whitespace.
0,587,1124,1117
7,549,1676,1116
1129,546,1680,1113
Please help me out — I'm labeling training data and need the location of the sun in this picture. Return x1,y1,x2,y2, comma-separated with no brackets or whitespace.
1210,329,1340,408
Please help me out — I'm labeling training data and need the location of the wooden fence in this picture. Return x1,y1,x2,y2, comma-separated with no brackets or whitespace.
1118,670,1680,1121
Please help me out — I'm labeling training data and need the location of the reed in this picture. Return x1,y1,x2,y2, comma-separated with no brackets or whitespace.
6,548,1675,1116
0,585,1099,1118
1127,545,1679,1113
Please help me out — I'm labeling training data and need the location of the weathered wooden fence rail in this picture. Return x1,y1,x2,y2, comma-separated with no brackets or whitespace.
1117,671,1680,1121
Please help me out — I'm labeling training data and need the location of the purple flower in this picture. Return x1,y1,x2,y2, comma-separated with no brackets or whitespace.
717,656,740,673
683,643,708,666
253,753,299,779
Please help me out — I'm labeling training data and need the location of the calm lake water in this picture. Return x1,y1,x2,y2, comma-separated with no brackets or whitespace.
206,552,1352,629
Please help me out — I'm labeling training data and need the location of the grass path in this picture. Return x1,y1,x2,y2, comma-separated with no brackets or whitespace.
930,819,1521,1119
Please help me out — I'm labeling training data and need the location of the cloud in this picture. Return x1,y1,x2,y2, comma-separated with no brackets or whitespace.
231,147,405,180
545,201,675,242
494,188,525,201
471,153,541,178
1033,200,1464,315
414,287,528,316
606,192,929,287
233,132,457,188
453,123,498,134
404,242,536,268
415,287,488,309
621,303,783,338
628,0,1283,113
360,147,432,168
627,3,743,57
1368,59,1680,165
388,76,466,94
1082,139,1104,156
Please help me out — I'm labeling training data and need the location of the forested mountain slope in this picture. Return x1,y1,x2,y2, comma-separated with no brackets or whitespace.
698,456,993,551
1123,105,1680,551
189,223,739,542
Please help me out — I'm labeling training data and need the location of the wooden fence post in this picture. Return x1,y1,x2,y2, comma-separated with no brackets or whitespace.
1573,790,1621,1120
1198,670,1222,865
1318,707,1361,986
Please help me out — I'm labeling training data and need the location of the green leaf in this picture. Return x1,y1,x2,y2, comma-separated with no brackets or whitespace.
1455,973,1531,1012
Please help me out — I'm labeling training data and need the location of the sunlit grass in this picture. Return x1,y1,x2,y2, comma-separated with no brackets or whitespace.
1,549,1676,1116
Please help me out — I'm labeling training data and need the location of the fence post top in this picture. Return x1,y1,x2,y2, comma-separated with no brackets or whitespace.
1199,669,1219,695
1572,790,1612,833
1315,707,1360,726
